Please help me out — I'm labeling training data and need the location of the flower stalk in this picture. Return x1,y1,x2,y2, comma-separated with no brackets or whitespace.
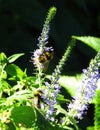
65,51,100,125
31,7,56,87
42,39,76,121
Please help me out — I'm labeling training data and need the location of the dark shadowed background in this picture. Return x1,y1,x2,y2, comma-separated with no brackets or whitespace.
0,0,100,75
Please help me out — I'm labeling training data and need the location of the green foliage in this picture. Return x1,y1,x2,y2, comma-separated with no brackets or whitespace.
0,52,7,64
10,106,35,128
0,37,99,130
0,5,100,130
59,74,83,96
0,52,35,129
35,109,55,130
8,53,24,63
72,36,100,52
6,64,26,81
0,40,80,130
87,126,94,130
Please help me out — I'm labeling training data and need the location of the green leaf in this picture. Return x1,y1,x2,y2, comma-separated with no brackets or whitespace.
0,52,7,64
35,109,53,130
72,36,100,52
8,53,24,63
57,94,70,104
10,106,35,128
86,126,94,130
0,79,11,98
26,76,37,86
94,89,100,130
0,79,11,89
6,64,26,80
11,90,33,100
35,109,62,130
55,104,68,116
0,90,33,107
0,69,7,79
59,74,83,96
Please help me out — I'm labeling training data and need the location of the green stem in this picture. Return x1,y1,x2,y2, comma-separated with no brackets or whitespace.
51,39,76,84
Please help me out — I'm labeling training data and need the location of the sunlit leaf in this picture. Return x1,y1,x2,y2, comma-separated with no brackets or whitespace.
6,64,26,80
57,94,70,104
10,106,35,128
0,70,7,79
26,76,37,87
0,52,7,64
86,126,94,130
72,36,100,52
8,53,24,63
0,79,11,89
10,90,33,100
59,74,83,96
55,104,68,115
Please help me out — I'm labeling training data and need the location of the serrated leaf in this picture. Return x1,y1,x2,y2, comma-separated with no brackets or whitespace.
10,106,35,128
6,64,26,80
8,53,24,63
72,36,100,52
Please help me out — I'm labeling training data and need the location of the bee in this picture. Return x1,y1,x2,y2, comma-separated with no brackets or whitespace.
44,50,54,60
32,48,54,72
38,55,47,63
33,90,43,108
38,50,54,63
37,49,54,72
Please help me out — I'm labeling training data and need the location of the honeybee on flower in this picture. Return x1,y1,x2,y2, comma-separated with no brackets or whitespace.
31,47,54,72
33,90,43,108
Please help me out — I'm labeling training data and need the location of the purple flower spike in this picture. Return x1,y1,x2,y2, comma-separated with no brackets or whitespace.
67,52,100,121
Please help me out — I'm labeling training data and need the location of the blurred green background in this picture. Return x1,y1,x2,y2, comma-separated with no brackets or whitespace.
0,0,100,129
0,0,100,75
